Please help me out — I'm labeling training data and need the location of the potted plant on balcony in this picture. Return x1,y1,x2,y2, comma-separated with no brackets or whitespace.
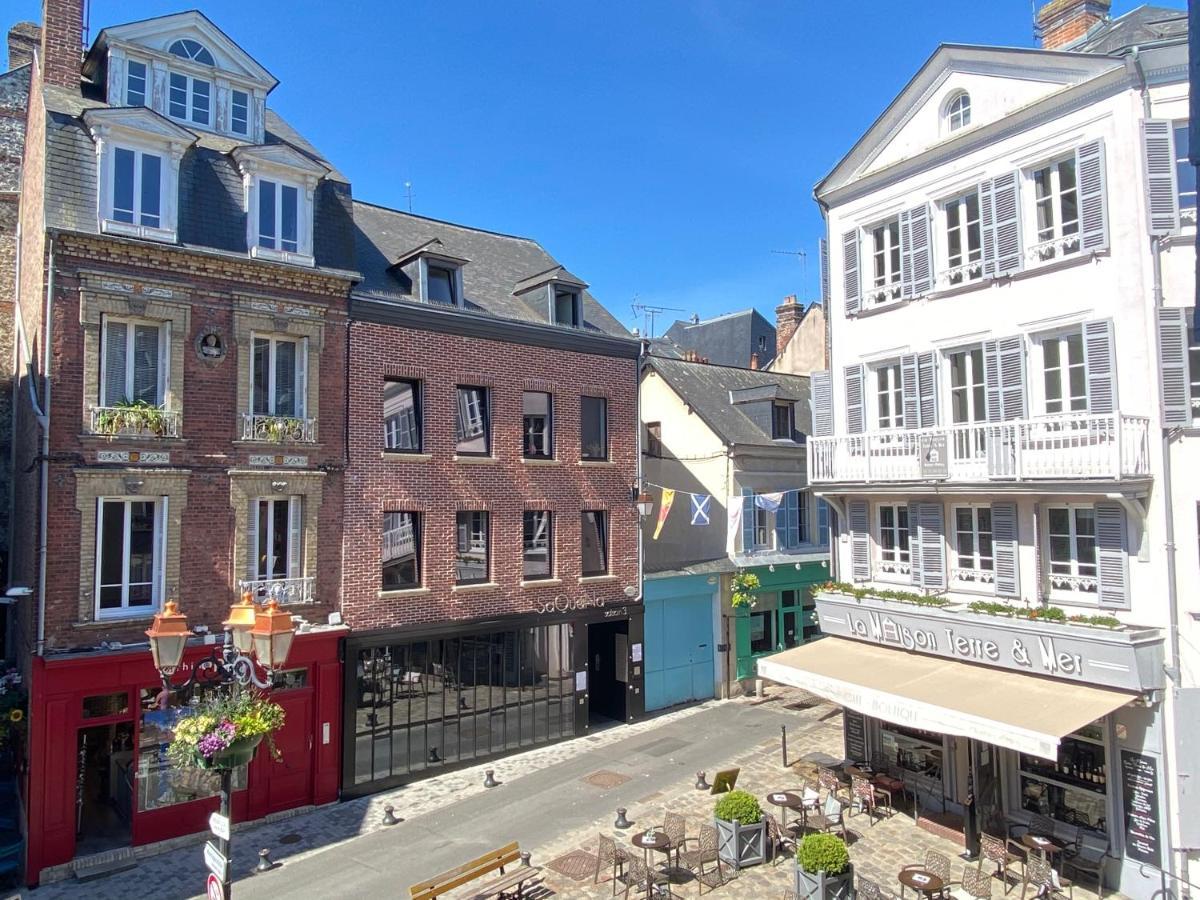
795,833,853,900
260,416,305,443
714,789,766,869
95,399,170,437
167,690,286,771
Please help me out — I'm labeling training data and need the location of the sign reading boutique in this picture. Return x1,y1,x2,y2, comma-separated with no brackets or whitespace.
814,592,1164,693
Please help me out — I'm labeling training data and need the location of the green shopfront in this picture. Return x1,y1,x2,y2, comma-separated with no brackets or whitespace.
732,555,829,682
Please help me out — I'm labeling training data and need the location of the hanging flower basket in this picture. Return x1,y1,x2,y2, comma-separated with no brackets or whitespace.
199,734,263,771
167,691,285,772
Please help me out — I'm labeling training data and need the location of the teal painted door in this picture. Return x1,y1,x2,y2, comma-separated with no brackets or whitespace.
644,592,715,711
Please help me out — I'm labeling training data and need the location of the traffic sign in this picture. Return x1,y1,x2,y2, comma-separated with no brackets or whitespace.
204,841,230,881
206,873,225,900
209,811,230,841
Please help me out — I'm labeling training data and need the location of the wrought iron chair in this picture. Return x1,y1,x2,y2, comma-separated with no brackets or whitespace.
763,811,798,867
980,831,1027,894
662,811,687,868
678,824,726,895
964,866,996,900
615,853,674,899
858,876,892,900
1021,856,1073,900
596,833,630,894
851,774,888,826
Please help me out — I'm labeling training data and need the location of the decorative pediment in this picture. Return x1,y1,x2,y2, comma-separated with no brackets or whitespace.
82,106,197,151
389,238,470,270
513,265,588,296
730,385,781,405
231,144,329,185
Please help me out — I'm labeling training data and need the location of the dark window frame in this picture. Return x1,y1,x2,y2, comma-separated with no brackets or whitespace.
580,510,609,576
580,396,609,461
553,288,581,326
383,377,423,454
523,510,554,580
381,510,421,590
522,391,554,459
455,510,491,585
426,264,458,305
645,421,663,458
455,385,492,456
771,402,794,440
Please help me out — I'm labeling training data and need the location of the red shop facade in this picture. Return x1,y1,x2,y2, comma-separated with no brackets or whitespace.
23,628,344,885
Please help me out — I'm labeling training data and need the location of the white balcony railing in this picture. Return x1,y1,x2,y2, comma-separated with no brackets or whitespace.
936,261,984,290
1026,234,1080,263
809,412,1151,484
89,405,181,439
239,576,314,605
241,413,317,443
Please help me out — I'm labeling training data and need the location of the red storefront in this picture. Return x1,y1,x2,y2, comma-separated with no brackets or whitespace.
23,628,343,885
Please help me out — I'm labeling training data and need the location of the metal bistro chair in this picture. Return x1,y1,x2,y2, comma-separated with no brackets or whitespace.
596,833,631,894
810,793,850,841
615,853,674,899
1021,856,1073,900
1061,827,1109,899
678,824,726,895
662,811,687,868
980,832,1027,894
818,766,848,801
963,867,996,900
851,775,888,826
763,811,798,867
858,876,893,900
902,850,957,899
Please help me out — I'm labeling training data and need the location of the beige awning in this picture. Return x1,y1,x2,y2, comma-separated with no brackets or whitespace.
756,637,1134,760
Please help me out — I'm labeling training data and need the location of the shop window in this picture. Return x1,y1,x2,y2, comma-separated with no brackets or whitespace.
1018,725,1109,835
82,691,129,719
270,668,308,691
879,723,944,783
749,610,774,654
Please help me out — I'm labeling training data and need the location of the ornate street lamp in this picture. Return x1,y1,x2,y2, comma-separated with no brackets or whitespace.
145,600,191,675
250,598,297,672
223,591,257,654
636,492,654,518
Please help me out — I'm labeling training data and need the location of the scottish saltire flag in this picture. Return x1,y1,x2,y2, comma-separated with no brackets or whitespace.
690,494,711,526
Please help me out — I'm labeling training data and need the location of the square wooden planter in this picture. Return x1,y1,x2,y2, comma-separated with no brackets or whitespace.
795,862,855,900
715,817,766,870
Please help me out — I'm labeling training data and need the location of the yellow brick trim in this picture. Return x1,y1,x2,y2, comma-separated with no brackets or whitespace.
228,469,325,592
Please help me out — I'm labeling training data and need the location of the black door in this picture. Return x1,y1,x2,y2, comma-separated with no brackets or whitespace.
587,620,628,725
626,612,645,723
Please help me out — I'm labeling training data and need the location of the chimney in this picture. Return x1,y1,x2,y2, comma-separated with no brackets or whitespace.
1035,0,1110,50
7,22,40,71
749,352,759,370
689,313,700,325
39,0,84,88
775,294,804,360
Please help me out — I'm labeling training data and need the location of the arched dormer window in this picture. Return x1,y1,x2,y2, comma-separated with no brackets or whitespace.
168,38,215,66
945,91,971,133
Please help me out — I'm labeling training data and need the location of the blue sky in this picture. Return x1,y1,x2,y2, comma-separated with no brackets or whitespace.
9,0,1185,335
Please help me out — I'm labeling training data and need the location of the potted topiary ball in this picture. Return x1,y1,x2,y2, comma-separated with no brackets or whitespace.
795,832,853,900
713,789,766,870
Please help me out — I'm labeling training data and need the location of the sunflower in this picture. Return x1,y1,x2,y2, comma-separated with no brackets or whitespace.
9,709,22,723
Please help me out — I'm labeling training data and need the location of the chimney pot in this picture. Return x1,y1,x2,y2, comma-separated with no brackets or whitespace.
774,294,806,360
749,352,759,370
7,22,40,71
1035,0,1110,50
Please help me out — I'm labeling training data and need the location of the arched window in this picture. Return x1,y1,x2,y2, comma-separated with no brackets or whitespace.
168,38,215,66
946,92,971,132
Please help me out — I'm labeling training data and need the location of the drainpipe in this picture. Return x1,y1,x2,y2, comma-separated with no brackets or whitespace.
35,236,54,657
1129,47,1182,891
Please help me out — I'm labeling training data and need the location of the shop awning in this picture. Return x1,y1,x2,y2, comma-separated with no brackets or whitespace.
757,637,1135,760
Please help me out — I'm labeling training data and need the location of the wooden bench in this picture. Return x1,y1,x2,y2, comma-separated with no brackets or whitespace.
409,841,542,900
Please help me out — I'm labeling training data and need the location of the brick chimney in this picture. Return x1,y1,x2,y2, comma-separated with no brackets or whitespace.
39,0,84,88
1035,0,1110,50
775,294,804,359
7,22,40,71
749,352,759,370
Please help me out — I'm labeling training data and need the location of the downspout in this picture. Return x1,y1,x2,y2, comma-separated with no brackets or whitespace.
1128,47,1182,890
815,194,840,584
36,235,54,656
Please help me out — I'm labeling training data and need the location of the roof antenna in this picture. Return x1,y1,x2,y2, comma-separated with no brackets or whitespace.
631,298,684,339
771,247,808,302
404,181,414,213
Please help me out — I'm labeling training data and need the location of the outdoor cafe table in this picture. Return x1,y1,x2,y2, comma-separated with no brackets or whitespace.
1022,832,1065,870
632,828,672,871
768,789,817,831
898,867,945,900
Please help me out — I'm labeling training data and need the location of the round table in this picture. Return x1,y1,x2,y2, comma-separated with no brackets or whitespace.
769,789,817,831
1022,833,1064,868
898,867,945,900
631,830,673,896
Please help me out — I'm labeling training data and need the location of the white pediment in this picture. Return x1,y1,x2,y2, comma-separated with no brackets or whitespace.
820,45,1123,193
232,144,330,183
82,106,197,148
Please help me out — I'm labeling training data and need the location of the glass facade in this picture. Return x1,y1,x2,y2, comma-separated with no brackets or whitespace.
351,624,575,788
1019,726,1109,835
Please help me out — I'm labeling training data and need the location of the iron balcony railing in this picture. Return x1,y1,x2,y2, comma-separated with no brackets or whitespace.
239,576,314,605
240,413,317,444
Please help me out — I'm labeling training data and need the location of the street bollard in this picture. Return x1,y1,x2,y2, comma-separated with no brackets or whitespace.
382,804,401,826
484,769,499,788
781,724,788,769
255,848,276,873
614,807,631,829
520,851,532,868
695,771,710,790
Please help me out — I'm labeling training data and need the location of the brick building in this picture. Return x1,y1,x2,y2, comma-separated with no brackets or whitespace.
342,203,643,796
9,2,354,882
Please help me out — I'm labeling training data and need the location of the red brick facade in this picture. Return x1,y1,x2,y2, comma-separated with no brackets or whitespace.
342,319,641,633
36,0,81,88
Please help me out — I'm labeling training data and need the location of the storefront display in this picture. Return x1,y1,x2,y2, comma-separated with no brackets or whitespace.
1019,727,1109,834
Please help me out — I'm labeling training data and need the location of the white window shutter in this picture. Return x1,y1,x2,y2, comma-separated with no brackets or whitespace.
844,364,865,434
900,354,919,430
819,236,830,305
158,322,171,409
900,203,933,298
1141,119,1180,235
982,172,1023,277
1082,319,1117,415
1095,502,1129,609
917,502,946,590
811,371,833,437
848,500,870,582
288,497,303,579
297,337,309,419
248,500,261,579
102,319,127,406
1076,139,1109,253
156,496,168,607
991,502,1020,598
1157,307,1192,427
907,502,923,587
917,351,938,427
842,229,860,317
983,335,1027,422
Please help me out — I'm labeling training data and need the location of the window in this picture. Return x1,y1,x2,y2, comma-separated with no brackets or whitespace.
870,219,902,303
383,379,422,452
251,336,303,418
100,318,163,407
1046,506,1098,595
168,38,215,66
96,498,163,617
948,348,986,424
1032,157,1079,256
1040,333,1086,414
946,92,971,132
168,72,210,126
877,503,910,577
752,499,770,549
382,511,420,589
553,288,580,326
1177,123,1197,222
455,386,491,455
427,265,457,305
252,497,302,584
125,60,147,106
523,511,553,580
772,402,795,440
1189,314,1200,411
231,89,250,136
749,610,774,654
257,178,300,253
522,392,553,459
455,511,489,584
581,510,609,576
875,363,904,429
1018,726,1109,836
817,498,831,546
952,506,994,588
645,422,663,458
944,191,982,283
110,146,162,230
758,335,767,353
581,396,608,460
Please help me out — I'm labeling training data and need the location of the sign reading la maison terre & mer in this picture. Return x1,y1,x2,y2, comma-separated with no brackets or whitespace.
814,593,1163,694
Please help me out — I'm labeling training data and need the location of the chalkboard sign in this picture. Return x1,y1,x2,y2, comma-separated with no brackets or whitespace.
844,710,867,764
1121,750,1161,868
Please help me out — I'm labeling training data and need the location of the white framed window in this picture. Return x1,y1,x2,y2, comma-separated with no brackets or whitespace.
876,503,910,579
874,362,904,430
252,496,303,582
103,144,173,242
1045,505,1098,598
942,191,982,284
951,505,994,590
869,218,902,305
231,89,250,137
419,258,464,306
168,38,215,66
251,334,305,418
249,175,313,265
553,288,581,326
1189,312,1200,413
168,71,211,127
125,60,147,106
95,497,165,619
1036,331,1087,415
100,317,167,407
947,347,986,424
945,91,971,132
1175,122,1196,225
752,502,771,549
1030,157,1080,259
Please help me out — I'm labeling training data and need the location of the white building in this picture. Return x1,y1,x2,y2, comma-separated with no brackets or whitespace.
757,4,1198,898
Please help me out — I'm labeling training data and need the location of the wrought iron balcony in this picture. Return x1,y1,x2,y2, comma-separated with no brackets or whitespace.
240,413,317,444
239,576,315,605
89,404,181,439
808,412,1151,485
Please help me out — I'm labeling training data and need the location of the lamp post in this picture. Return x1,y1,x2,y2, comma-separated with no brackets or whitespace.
144,590,297,900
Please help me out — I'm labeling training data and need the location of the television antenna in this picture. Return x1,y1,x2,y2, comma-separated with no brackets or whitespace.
404,181,414,213
771,247,808,301
631,299,685,339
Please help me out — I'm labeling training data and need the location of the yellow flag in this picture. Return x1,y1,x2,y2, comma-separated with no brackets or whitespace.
653,489,675,540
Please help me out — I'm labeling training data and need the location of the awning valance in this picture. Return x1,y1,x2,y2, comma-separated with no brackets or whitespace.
756,637,1134,760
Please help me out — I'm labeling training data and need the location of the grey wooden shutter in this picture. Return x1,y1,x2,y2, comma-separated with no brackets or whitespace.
917,502,946,590
900,204,933,298
132,323,159,405
102,320,128,406
849,500,870,581
844,364,865,434
991,502,1020,598
1157,307,1192,427
982,172,1023,277
776,491,799,550
983,335,1027,422
1095,502,1130,609
900,354,919,430
917,351,938,427
811,370,833,437
742,490,755,551
819,236,830,305
1076,139,1109,252
842,229,860,317
1141,119,1181,235
1082,319,1117,414
907,502,922,587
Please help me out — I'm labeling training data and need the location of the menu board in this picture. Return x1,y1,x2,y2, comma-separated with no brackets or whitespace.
1121,750,1161,867
844,710,867,764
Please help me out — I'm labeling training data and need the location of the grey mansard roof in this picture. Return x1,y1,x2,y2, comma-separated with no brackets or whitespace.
662,309,776,369
1073,5,1187,54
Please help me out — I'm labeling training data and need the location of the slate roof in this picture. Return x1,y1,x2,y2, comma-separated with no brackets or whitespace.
1073,5,1187,54
662,308,776,369
351,201,629,337
645,356,811,448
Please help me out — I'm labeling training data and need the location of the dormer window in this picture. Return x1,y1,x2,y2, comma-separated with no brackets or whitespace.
513,266,588,327
258,178,300,253
230,90,250,136
553,288,581,326
234,145,328,267
112,147,162,230
426,264,459,305
946,91,971,132
125,60,147,106
168,38,215,65
168,71,211,127
772,401,795,440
